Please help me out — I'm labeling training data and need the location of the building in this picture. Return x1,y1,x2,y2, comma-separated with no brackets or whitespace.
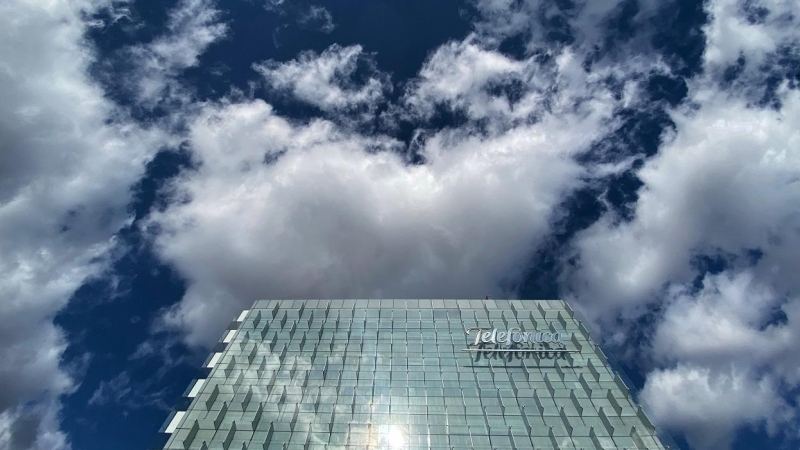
157,299,669,449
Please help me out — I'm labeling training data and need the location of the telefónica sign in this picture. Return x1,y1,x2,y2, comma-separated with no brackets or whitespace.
463,327,575,354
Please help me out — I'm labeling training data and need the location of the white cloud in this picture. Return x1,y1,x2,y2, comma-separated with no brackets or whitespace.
88,371,171,411
0,400,70,450
403,37,527,121
641,364,790,450
401,35,653,135
255,44,390,113
124,0,227,106
298,6,335,34
88,372,133,407
0,0,225,445
146,68,622,344
566,83,800,323
703,0,800,69
562,0,800,447
651,272,798,368
471,0,661,53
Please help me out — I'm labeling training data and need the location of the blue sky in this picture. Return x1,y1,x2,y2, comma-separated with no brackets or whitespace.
1,0,799,449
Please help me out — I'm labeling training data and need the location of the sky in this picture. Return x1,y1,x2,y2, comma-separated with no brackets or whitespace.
0,0,799,449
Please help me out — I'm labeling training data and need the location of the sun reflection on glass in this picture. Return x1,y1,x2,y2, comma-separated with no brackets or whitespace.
377,424,406,449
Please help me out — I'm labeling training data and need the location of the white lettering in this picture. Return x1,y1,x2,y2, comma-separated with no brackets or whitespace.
496,331,507,344
509,327,523,343
466,327,571,347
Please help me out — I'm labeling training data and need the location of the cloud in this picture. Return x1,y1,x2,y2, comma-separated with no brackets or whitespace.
143,0,667,426
0,400,69,450
88,373,133,407
470,0,661,52
255,44,390,114
703,0,800,69
641,364,790,450
88,371,171,411
402,36,527,121
34,0,791,448
120,0,227,106
145,62,623,344
562,0,800,447
298,6,336,34
401,35,653,130
651,272,796,369
565,82,800,324
0,0,229,445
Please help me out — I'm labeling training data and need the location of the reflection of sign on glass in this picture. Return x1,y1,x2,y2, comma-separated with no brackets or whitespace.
463,327,577,353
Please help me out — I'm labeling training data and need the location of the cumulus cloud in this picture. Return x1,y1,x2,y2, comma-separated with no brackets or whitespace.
255,44,390,114
402,36,527,121
144,0,670,432
0,400,69,450
566,81,800,322
61,0,796,448
146,58,624,344
0,0,229,445
703,0,800,69
563,0,800,447
651,272,798,369
641,365,790,450
401,35,653,131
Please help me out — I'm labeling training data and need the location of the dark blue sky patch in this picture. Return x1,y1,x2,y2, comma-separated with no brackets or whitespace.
691,252,732,276
318,0,475,83
55,247,194,450
733,425,796,450
742,0,770,25
722,55,748,86
518,186,607,301
745,248,764,265
178,0,475,107
603,170,645,223
647,74,689,107
612,107,675,159
542,14,576,47
650,0,708,78
263,148,288,166
685,251,772,295
388,104,473,163
129,147,196,221
497,33,530,61
577,99,675,203
761,304,789,330
755,45,800,108
53,144,204,450
86,0,180,56
602,0,640,44
86,0,184,115
485,77,527,105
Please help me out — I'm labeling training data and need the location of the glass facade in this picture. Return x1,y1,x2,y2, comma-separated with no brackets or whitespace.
160,299,668,449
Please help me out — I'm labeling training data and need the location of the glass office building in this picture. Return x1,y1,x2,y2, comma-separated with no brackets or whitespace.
158,299,668,449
